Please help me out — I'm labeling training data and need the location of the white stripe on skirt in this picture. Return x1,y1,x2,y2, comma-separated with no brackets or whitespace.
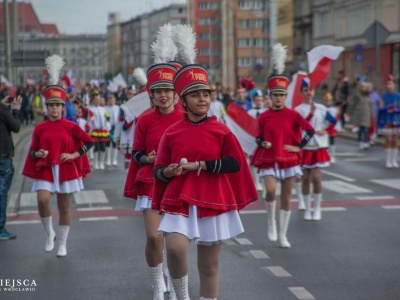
259,163,302,180
31,165,84,193
158,205,244,245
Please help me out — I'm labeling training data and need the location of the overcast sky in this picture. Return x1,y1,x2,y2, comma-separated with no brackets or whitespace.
29,0,186,34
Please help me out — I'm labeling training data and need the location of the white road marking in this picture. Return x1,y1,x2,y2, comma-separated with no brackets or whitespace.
371,179,400,191
19,192,37,207
249,250,269,259
323,180,372,194
261,266,292,277
79,216,118,221
240,210,265,215
235,238,253,245
322,170,355,182
335,152,365,157
321,207,347,211
223,239,237,246
18,210,39,215
343,157,380,162
7,220,41,225
382,205,400,209
356,196,395,200
74,190,109,204
77,206,114,211
288,287,316,300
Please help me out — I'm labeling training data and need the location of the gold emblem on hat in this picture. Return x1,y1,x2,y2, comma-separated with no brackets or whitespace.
187,70,206,81
158,69,173,81
275,79,287,87
50,90,62,98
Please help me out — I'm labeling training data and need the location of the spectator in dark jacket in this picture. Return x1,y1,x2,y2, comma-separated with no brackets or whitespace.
332,70,350,127
0,94,21,240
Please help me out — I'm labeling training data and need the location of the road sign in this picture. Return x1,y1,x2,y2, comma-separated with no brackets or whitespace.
362,21,390,47
12,50,50,67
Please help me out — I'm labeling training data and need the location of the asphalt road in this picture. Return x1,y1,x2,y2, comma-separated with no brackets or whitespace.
1,133,399,300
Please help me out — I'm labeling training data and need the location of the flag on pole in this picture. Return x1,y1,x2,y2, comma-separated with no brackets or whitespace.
307,45,344,89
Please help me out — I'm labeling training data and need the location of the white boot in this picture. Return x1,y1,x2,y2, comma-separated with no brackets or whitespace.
99,151,106,170
149,263,165,300
57,226,70,257
386,149,393,168
106,147,112,166
265,201,277,241
41,216,56,252
250,166,263,191
93,151,99,169
163,245,177,299
303,194,312,221
171,274,190,300
112,148,119,166
359,141,364,150
294,182,305,210
279,210,291,248
392,148,399,168
312,193,322,221
88,147,94,160
329,145,336,163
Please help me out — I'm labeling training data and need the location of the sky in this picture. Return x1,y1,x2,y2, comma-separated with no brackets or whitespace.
29,0,186,35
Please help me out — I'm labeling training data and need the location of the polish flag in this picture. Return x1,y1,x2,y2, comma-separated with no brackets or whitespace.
224,102,258,154
286,71,308,109
124,90,152,121
0,75,16,97
307,45,344,89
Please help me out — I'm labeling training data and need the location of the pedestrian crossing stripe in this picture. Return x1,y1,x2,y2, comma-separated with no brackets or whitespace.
74,190,109,204
323,180,373,194
370,179,400,191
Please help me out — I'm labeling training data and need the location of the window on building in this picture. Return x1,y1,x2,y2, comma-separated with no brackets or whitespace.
238,1,264,10
238,38,252,48
198,18,218,25
237,57,252,67
199,2,218,10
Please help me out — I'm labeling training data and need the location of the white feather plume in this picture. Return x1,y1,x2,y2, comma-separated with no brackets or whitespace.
133,67,147,86
271,44,287,75
172,24,197,64
45,54,65,85
151,23,178,63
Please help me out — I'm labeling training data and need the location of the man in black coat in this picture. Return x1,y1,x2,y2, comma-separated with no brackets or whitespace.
0,93,21,240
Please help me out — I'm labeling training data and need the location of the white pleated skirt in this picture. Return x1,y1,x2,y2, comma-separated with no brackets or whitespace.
259,163,302,180
31,165,84,194
135,195,153,211
158,205,244,245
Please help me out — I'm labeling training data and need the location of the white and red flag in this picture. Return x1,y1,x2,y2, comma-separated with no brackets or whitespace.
224,102,258,154
286,71,308,109
0,75,16,97
307,45,344,89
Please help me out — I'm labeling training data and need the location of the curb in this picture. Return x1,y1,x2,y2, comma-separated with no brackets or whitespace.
7,126,34,217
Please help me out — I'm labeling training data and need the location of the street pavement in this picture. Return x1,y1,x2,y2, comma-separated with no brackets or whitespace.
1,127,399,299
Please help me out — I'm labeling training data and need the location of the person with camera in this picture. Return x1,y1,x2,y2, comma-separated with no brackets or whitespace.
0,94,22,240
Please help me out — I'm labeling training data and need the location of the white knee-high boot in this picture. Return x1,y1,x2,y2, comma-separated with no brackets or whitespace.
329,145,336,163
294,182,305,210
250,165,263,191
57,226,70,257
171,274,190,300
279,210,291,248
88,147,94,160
163,243,177,299
149,263,165,300
392,148,399,168
106,147,112,166
112,148,119,166
41,216,56,252
93,151,99,169
386,149,393,168
312,193,322,221
99,151,106,170
303,194,312,221
265,201,277,241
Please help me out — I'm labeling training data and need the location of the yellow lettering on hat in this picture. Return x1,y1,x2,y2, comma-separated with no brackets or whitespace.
276,79,286,87
50,90,62,98
158,70,173,81
187,70,206,81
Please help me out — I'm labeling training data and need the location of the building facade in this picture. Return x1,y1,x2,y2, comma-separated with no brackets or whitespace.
313,0,400,90
106,13,122,78
19,35,106,83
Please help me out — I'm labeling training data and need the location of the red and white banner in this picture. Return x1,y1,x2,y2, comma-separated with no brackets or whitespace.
224,102,258,154
286,71,308,109
124,91,152,121
307,45,344,89
0,75,16,97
